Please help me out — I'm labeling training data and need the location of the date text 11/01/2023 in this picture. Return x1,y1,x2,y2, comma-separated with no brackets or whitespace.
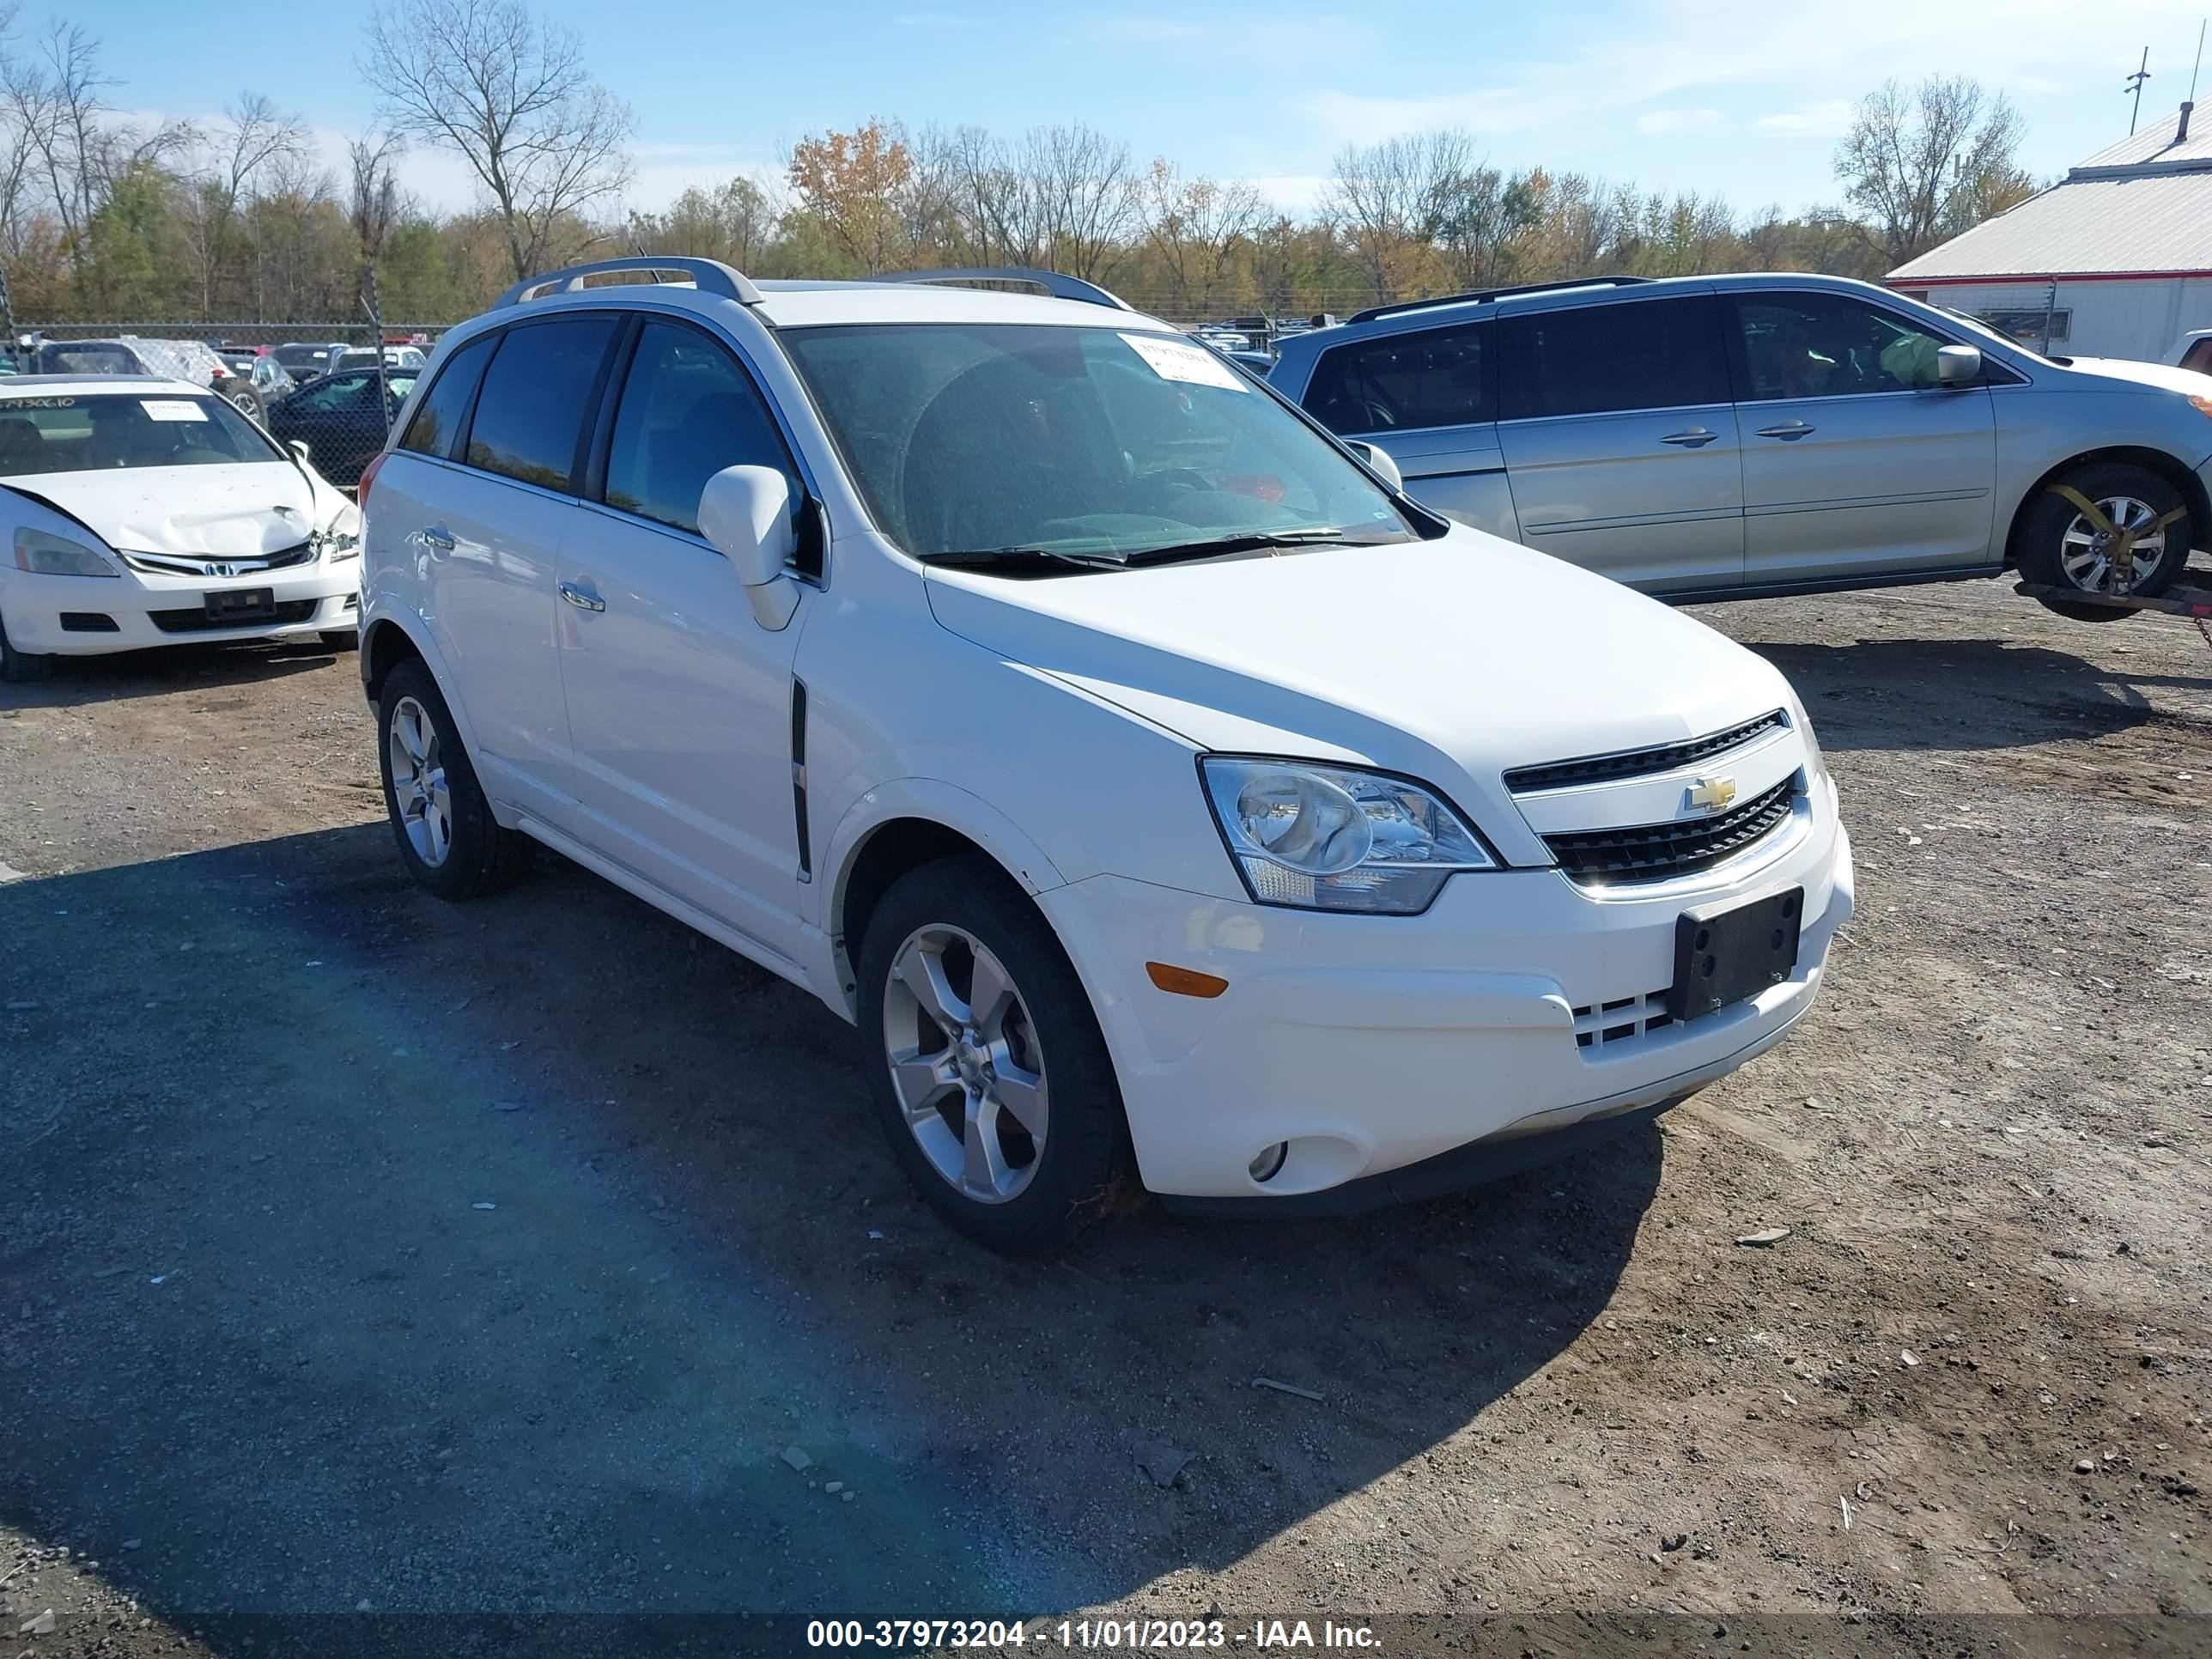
805,1619,1382,1650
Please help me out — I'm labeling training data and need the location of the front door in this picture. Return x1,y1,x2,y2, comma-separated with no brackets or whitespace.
1495,293,1744,594
556,317,813,965
1727,289,1997,586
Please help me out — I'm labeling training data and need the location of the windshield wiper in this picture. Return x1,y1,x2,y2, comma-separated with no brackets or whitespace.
1115,527,1358,565
921,527,1358,576
920,547,1130,574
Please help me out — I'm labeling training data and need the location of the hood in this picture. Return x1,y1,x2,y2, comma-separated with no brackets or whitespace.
924,529,1803,850
2057,356,2212,398
6,462,329,556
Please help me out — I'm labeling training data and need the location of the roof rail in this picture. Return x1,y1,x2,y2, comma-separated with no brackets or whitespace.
1347,275,1652,325
873,267,1134,312
496,257,763,310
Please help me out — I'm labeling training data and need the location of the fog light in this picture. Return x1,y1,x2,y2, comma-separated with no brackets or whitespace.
1248,1142,1288,1183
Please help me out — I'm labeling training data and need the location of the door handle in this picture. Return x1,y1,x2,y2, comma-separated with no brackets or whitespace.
418,526,455,553
1755,422,1815,440
558,580,605,613
1660,428,1717,447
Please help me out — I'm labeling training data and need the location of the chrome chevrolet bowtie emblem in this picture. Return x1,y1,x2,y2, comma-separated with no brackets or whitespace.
1686,775,1738,812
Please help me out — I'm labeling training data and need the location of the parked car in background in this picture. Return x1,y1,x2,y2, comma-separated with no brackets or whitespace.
335,345,427,374
356,257,1850,1252
33,337,267,422
0,374,362,680
1268,272,2212,623
271,341,351,385
2170,329,2212,374
265,365,420,487
248,356,296,402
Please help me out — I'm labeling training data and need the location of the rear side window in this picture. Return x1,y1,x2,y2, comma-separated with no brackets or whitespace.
463,315,620,492
602,320,799,536
1302,323,1489,434
1503,296,1726,419
2181,338,2212,374
399,333,496,459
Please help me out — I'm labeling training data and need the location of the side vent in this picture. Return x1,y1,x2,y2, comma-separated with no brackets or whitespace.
791,678,811,883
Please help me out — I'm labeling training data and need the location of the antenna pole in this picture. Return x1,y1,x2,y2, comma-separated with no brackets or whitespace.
2127,46,2152,134
2191,18,2207,103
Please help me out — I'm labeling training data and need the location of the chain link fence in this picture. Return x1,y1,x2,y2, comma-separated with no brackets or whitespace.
11,319,452,492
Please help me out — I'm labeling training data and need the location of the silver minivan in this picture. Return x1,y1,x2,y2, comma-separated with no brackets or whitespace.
1267,273,2212,621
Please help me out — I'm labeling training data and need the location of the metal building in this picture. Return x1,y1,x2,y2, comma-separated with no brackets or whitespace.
1887,105,2212,364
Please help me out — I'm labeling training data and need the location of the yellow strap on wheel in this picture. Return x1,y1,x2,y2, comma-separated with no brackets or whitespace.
2047,483,2185,579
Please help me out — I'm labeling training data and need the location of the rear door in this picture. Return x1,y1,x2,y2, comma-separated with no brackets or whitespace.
1495,293,1745,593
1726,289,1996,585
1296,319,1517,538
414,313,622,823
556,314,816,965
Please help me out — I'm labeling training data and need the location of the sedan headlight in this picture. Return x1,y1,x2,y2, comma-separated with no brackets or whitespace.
14,526,118,577
317,507,362,561
1201,757,1498,914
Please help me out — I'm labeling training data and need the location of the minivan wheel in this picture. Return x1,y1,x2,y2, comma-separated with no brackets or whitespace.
856,854,1138,1253
376,658,531,899
2014,464,2192,622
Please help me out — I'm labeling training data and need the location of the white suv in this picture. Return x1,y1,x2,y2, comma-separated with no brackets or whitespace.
356,258,1854,1251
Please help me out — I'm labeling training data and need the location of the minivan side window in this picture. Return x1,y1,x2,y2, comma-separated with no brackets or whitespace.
398,332,495,459
1502,296,1727,419
463,314,621,493
1733,293,1955,399
1302,323,1490,434
601,320,801,538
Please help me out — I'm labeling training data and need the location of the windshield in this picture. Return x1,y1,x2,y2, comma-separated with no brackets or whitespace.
780,322,1414,564
0,392,283,476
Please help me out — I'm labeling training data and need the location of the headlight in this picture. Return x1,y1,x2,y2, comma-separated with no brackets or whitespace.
1200,757,1497,914
317,507,362,561
14,526,118,577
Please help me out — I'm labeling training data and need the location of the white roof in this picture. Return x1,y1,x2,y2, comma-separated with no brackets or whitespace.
0,374,206,398
748,281,1174,331
1890,107,2212,281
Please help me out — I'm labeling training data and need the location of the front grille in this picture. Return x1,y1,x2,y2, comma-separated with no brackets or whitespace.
1572,989,1674,1049
123,543,316,577
1505,710,1787,794
149,599,319,635
1546,777,1797,883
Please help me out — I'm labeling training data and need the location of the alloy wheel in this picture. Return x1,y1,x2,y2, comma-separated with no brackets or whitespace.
881,923,1049,1204
387,695,453,867
2059,494,2166,593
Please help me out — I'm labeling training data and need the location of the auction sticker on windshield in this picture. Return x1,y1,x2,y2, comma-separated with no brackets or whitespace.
1121,333,1245,392
140,400,210,422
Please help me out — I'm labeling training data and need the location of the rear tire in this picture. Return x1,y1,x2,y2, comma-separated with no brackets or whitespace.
855,853,1139,1253
2014,462,2192,622
376,658,531,900
0,610,53,683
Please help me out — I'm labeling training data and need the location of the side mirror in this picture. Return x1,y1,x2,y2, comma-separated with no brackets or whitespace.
287,439,312,465
1344,440,1403,493
1936,344,1982,386
698,464,799,631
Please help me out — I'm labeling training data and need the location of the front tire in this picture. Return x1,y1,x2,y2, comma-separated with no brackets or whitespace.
855,854,1138,1253
0,610,53,683
2014,463,2192,622
376,658,531,900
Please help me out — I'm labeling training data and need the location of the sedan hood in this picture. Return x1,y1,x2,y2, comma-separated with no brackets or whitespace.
5,463,329,556
924,529,1804,854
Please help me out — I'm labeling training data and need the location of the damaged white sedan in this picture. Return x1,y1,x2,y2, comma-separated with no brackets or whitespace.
0,374,363,681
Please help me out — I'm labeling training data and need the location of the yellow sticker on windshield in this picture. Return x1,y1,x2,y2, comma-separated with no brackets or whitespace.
1121,332,1248,392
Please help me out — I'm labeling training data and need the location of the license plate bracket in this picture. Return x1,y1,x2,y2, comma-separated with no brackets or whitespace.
204,586,276,623
1668,887,1804,1022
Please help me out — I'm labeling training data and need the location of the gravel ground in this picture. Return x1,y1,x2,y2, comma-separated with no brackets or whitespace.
1,577,2208,1656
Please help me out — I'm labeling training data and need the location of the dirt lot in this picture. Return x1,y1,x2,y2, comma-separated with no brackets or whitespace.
1,576,2208,1656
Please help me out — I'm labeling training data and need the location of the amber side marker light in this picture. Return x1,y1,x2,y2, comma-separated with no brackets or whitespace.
1146,962,1229,999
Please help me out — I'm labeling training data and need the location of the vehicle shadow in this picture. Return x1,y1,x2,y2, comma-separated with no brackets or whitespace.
0,825,1659,1638
1743,635,2202,750
0,638,344,709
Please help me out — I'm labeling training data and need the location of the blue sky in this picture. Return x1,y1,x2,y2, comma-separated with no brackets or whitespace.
77,0,2212,217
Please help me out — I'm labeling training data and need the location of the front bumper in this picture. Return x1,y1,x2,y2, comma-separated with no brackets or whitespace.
1038,791,1851,1203
2,564,359,656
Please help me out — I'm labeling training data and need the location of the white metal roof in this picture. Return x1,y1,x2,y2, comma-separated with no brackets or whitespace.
1888,106,2212,282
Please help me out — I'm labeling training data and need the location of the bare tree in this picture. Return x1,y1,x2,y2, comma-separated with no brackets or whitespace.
1018,124,1136,279
179,94,308,313
1138,158,1261,314
1325,129,1473,301
362,0,633,283
349,125,406,262
1835,76,2034,268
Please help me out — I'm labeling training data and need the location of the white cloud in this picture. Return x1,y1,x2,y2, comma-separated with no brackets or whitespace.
1249,173,1330,212
1756,100,1854,137
1637,108,1723,136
